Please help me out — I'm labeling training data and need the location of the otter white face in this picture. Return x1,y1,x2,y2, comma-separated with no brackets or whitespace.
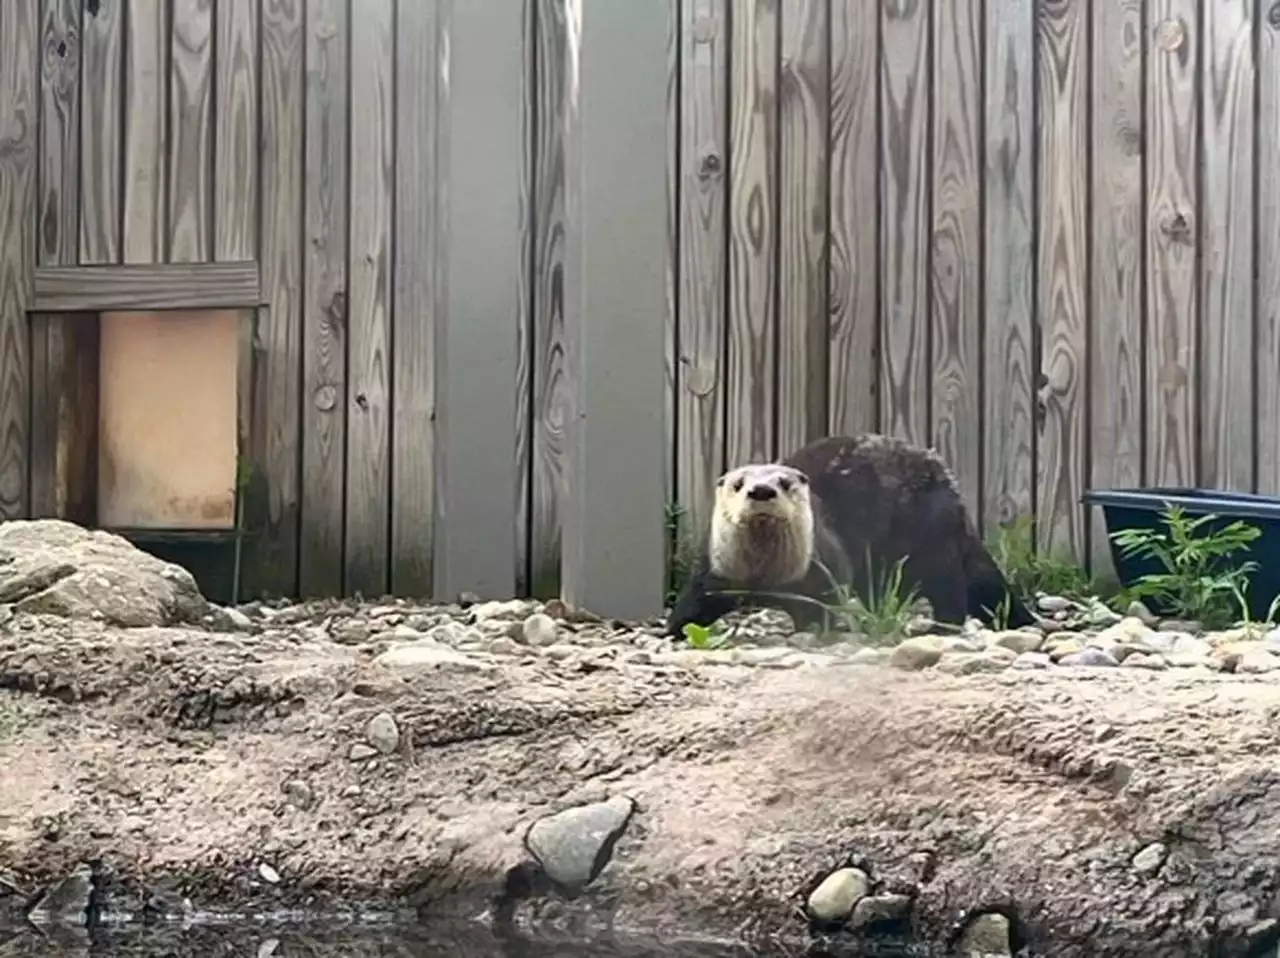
709,463,815,586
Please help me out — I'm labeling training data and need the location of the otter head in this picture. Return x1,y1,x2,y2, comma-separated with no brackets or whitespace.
709,463,815,586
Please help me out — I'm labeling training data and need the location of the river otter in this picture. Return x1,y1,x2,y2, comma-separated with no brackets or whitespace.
666,433,1037,638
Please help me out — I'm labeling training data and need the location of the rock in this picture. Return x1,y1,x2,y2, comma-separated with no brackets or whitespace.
849,892,911,930
348,743,378,761
1037,595,1074,614
364,712,400,754
1145,631,1210,657
889,636,944,671
1012,651,1051,670
992,629,1043,654
26,862,94,925
849,648,890,666
1132,842,1167,876
1081,599,1123,628
1122,653,1168,671
521,612,559,647
524,795,635,891
1058,648,1119,668
0,520,209,628
1127,600,1158,626
374,640,494,674
1045,637,1084,661
471,599,534,622
959,912,1012,956
1165,651,1217,670
257,862,281,884
1094,617,1156,647
1237,648,1279,674
806,866,871,923
905,615,936,637
282,779,315,810
941,635,987,653
936,649,1015,676
1159,619,1203,634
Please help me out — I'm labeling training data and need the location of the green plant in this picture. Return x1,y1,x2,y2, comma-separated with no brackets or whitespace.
664,501,698,607
988,514,1094,602
682,621,731,650
1110,504,1261,629
982,592,1014,631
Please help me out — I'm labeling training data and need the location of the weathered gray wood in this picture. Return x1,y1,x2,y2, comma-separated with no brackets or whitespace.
529,0,569,597
168,0,214,263
1035,0,1089,557
299,0,348,598
390,0,440,598
725,0,778,465
29,313,99,523
432,0,526,601
214,0,259,262
776,0,829,455
1260,0,1280,494
827,0,879,438
1200,0,1254,491
514,0,536,598
0,0,39,519
559,0,670,619
34,262,260,311
80,0,124,264
1088,0,1144,570
675,0,729,553
344,0,394,597
40,0,81,267
250,0,305,599
982,0,1035,533
123,0,168,262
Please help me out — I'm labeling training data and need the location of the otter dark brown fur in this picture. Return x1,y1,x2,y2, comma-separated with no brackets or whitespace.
666,433,1037,637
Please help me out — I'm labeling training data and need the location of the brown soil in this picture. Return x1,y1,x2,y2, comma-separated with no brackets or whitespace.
4,611,1280,958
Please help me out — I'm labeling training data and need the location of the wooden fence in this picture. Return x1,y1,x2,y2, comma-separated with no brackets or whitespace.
1,0,1278,617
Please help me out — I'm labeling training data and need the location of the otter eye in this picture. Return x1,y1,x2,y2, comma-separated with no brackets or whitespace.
778,477,793,492
732,478,744,493
795,473,809,485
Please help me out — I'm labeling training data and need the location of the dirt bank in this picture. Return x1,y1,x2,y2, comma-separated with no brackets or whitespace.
3,521,1280,958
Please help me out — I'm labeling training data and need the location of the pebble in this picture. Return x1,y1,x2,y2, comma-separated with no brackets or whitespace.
1012,651,1051,670
936,649,1015,676
1132,842,1167,876
373,641,495,674
364,711,400,754
257,862,281,884
849,892,911,929
1037,595,1074,613
1057,647,1119,668
522,612,560,646
1122,652,1167,671
889,636,944,671
958,912,1012,956
806,866,871,923
524,795,635,890
348,743,378,761
992,629,1044,655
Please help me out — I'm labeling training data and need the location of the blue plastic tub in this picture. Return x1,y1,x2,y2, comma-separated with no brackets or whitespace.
1082,487,1280,621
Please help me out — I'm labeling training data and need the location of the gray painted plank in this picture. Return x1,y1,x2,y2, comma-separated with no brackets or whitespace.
167,0,214,263
390,0,440,597
34,261,260,311
80,0,124,264
559,0,671,619
39,0,81,267
432,0,526,601
123,0,168,262
214,0,260,262
1260,0,1280,494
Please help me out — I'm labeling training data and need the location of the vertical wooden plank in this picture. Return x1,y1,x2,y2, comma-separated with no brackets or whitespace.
879,0,930,446
1146,0,1199,489
344,0,394,597
168,0,214,263
982,0,1035,532
0,0,38,519
123,0,168,263
560,0,671,619
931,0,982,522
214,0,259,262
1035,0,1089,557
251,0,304,598
433,0,525,601
40,0,81,267
828,0,879,438
1088,0,1144,569
390,0,440,597
1260,0,1280,493
1200,0,1255,492
514,0,535,599
29,314,99,523
663,0,679,542
675,0,729,546
299,0,348,597
80,0,124,264
725,0,778,466
776,0,829,455
529,0,568,597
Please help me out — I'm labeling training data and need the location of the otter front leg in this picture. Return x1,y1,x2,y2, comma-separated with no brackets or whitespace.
666,569,742,639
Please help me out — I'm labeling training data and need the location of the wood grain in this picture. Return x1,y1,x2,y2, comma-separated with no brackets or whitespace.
726,0,778,466
390,0,439,598
1087,0,1144,571
167,0,213,263
251,0,305,598
344,0,394,598
1199,0,1254,491
514,0,534,598
0,0,39,518
299,0,348,598
827,0,879,438
28,313,99,523
930,0,982,522
675,0,729,548
529,0,568,597
981,0,1035,532
1035,0,1089,557
663,0,679,556
776,0,829,456
214,0,259,262
879,0,930,445
34,261,259,311
1260,0,1280,493
123,0,168,263
40,0,81,267
1145,0,1199,488
79,0,123,264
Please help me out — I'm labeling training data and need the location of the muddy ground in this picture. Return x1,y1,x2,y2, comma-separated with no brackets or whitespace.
2,521,1280,957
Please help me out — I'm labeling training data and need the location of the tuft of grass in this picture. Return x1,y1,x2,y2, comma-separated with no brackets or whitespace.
988,514,1094,603
664,501,699,607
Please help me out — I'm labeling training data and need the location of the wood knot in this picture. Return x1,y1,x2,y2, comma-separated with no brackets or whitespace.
1161,211,1192,241
692,14,718,42
1270,1,1280,28
698,152,722,179
1155,18,1186,51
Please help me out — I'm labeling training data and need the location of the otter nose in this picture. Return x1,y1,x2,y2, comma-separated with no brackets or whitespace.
747,484,777,502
